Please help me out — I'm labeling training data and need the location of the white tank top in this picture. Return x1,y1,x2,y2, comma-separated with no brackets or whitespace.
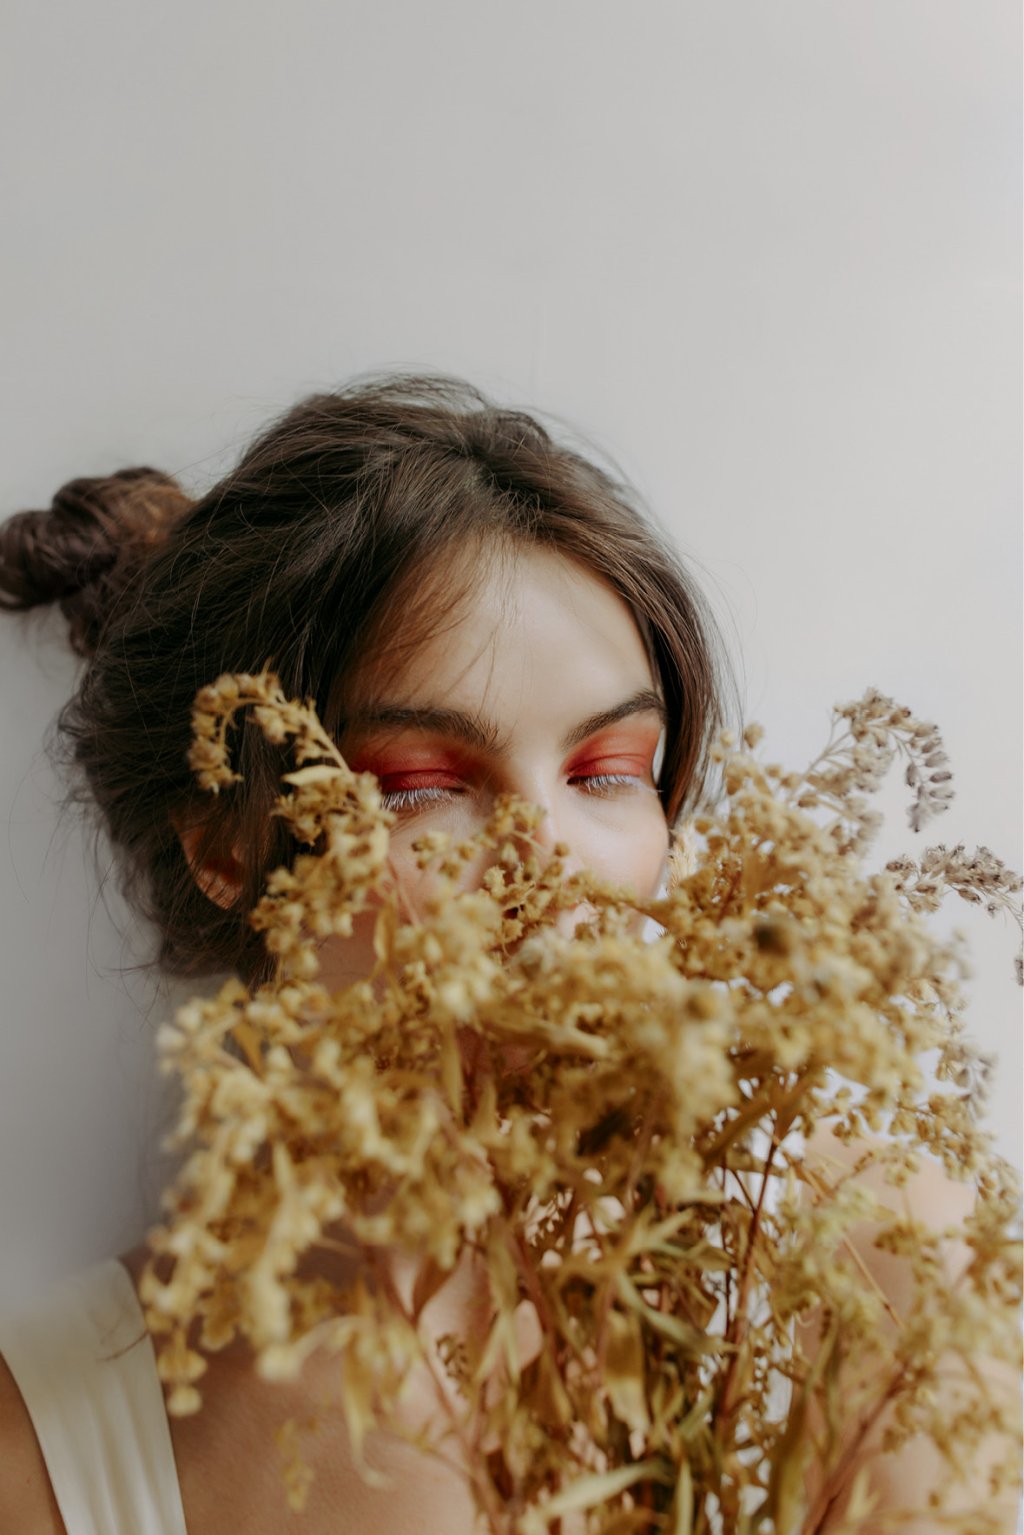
0,1258,188,1535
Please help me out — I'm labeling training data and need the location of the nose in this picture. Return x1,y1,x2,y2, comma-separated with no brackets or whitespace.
503,778,581,874
495,783,596,943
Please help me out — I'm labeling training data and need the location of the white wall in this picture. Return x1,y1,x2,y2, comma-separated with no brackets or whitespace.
1,0,1019,1311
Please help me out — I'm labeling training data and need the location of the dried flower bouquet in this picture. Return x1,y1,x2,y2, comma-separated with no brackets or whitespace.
140,675,1023,1534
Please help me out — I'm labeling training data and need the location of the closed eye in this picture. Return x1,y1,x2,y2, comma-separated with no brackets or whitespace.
572,771,649,796
378,783,462,813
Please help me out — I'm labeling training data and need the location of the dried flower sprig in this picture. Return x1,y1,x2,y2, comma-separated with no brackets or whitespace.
779,687,955,846
141,675,1023,1533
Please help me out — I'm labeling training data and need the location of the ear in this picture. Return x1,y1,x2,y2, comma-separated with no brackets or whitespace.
176,821,244,910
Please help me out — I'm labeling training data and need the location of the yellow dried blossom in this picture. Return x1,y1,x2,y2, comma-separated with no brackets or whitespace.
141,674,1023,1533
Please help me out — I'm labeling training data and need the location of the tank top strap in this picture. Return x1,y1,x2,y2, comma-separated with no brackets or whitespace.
0,1258,188,1535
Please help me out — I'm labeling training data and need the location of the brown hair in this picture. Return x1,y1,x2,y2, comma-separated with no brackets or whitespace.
0,374,735,981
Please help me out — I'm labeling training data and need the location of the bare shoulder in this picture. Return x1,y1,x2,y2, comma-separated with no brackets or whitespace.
0,1349,66,1535
799,1126,1019,1532
801,1123,978,1332
803,1121,975,1211
120,1243,485,1535
802,1123,975,1253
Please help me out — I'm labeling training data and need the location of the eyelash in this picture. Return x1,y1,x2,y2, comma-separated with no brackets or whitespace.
378,773,642,814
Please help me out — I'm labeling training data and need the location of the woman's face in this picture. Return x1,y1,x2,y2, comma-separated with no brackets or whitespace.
319,546,670,989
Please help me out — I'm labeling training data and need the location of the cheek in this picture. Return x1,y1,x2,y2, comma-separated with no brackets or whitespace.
378,835,463,918
316,913,377,991
625,816,671,898
576,805,670,899
315,851,446,988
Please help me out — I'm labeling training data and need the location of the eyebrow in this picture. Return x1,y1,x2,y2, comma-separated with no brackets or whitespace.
345,687,666,757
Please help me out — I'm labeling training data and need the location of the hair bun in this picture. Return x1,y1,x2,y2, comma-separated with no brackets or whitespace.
0,466,190,657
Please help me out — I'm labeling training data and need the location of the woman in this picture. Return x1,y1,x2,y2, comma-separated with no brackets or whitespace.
0,376,1014,1533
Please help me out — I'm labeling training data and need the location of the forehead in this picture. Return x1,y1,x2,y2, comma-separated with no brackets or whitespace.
374,544,656,718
